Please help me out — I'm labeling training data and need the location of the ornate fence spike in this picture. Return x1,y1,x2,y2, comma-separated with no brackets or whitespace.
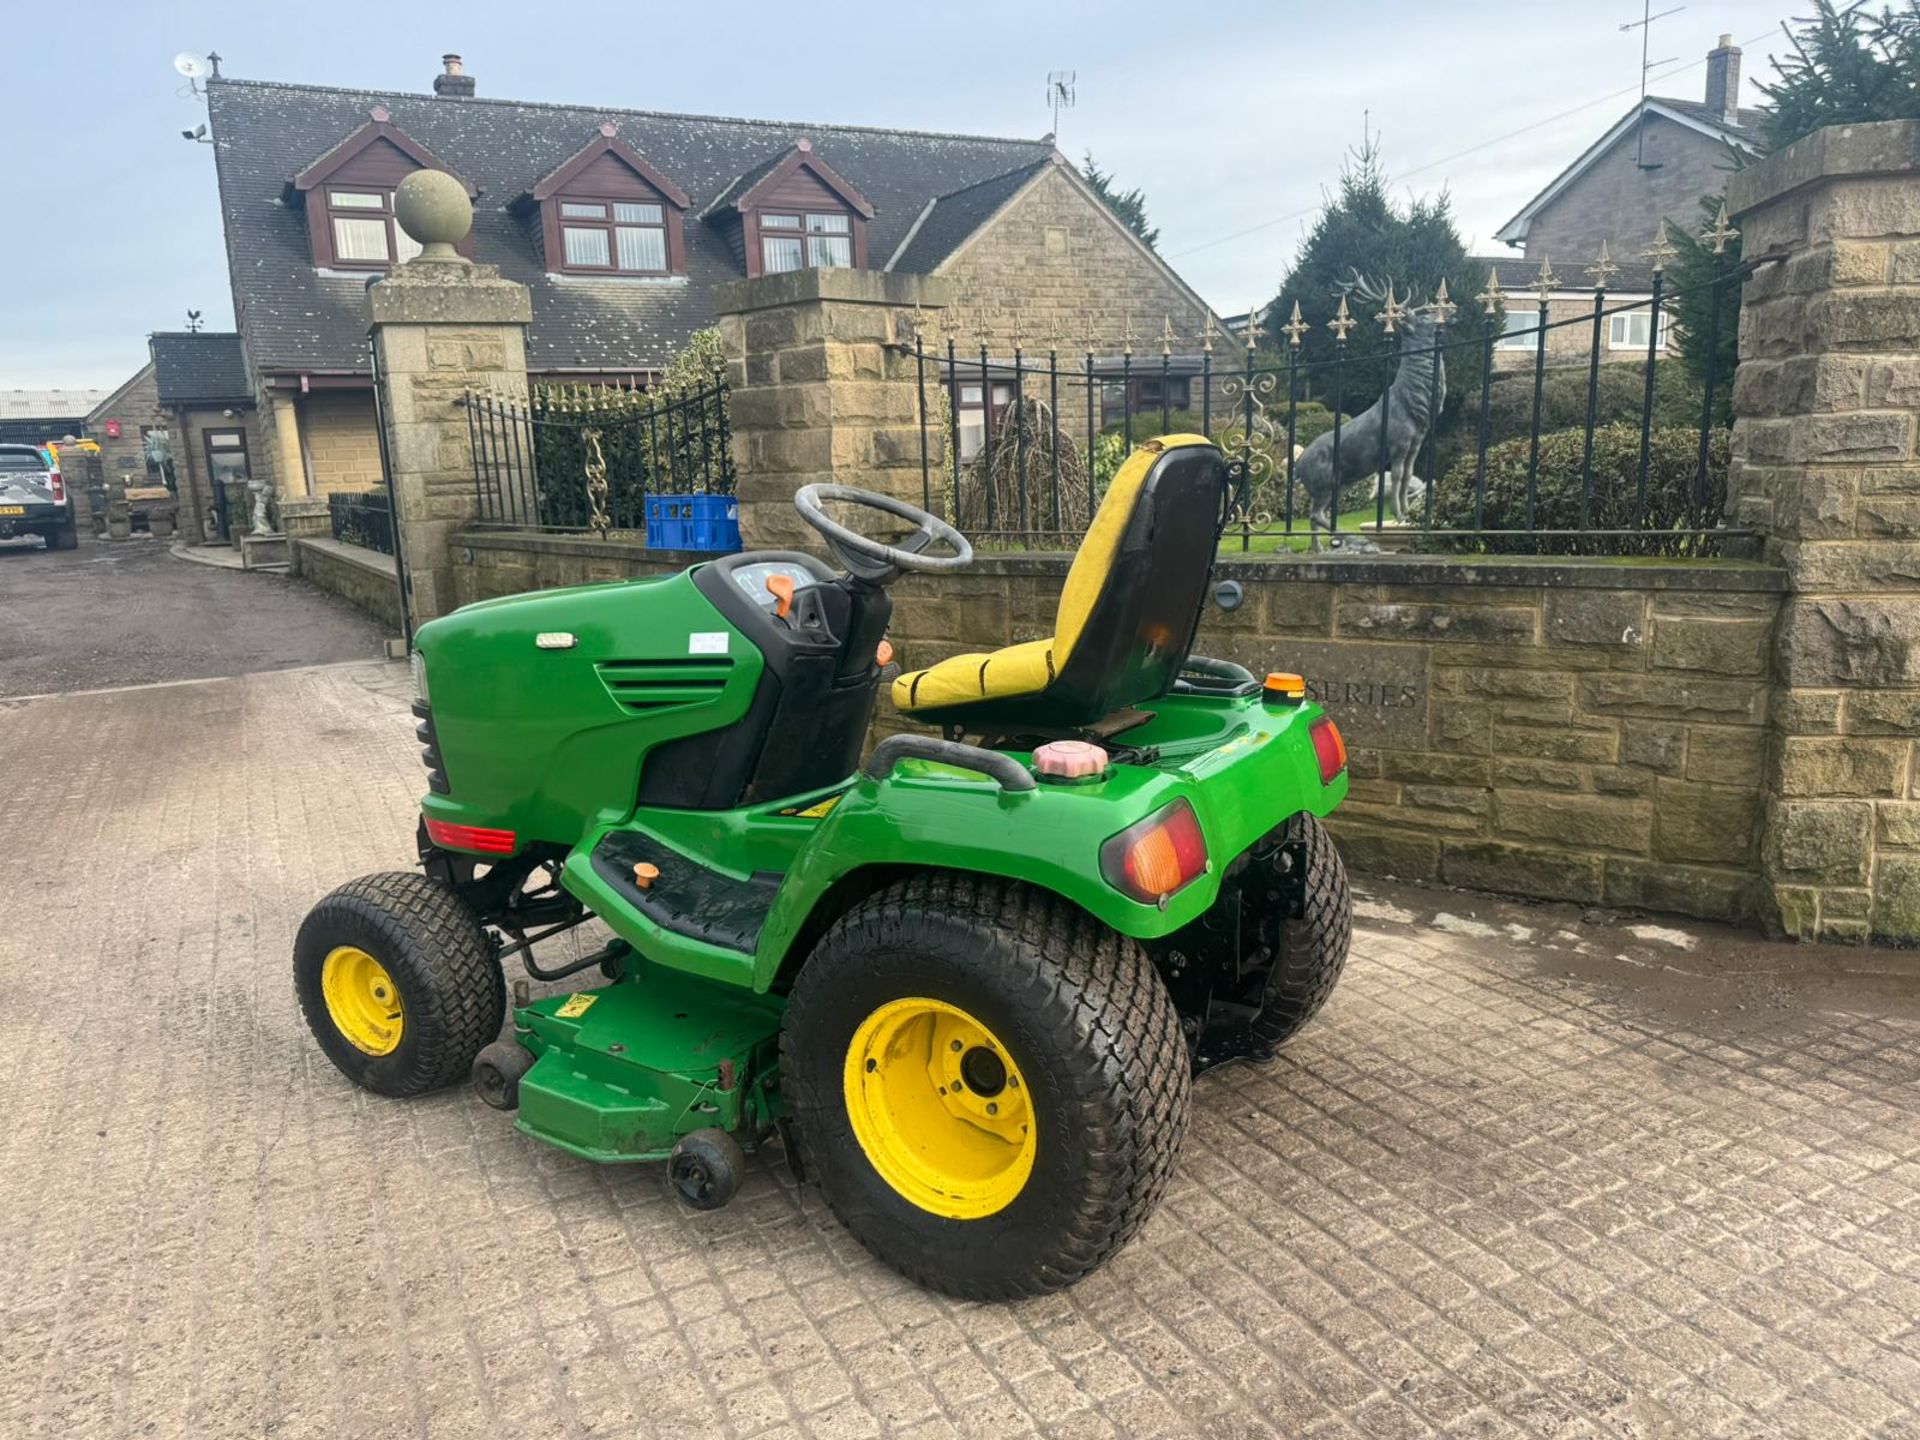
1533,255,1558,303
1702,199,1740,255
1428,278,1458,326
1159,315,1177,357
1121,314,1135,356
1642,220,1679,273
1327,295,1356,342
1201,311,1219,353
1474,270,1505,318
1281,301,1308,348
1243,304,1266,352
1376,281,1407,335
1585,240,1620,291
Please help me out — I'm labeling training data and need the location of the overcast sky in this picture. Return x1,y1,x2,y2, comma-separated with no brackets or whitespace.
6,0,1790,390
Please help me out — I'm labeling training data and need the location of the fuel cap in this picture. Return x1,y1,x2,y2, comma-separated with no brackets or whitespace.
1032,740,1109,780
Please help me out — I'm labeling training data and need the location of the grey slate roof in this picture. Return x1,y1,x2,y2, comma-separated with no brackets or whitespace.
207,78,1055,377
150,332,252,405
698,146,797,219
1651,96,1770,138
887,158,1050,274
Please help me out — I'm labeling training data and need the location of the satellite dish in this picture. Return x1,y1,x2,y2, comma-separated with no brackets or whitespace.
174,52,208,80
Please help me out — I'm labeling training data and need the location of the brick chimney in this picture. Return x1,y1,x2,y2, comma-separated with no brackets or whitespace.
433,54,475,98
1704,34,1741,125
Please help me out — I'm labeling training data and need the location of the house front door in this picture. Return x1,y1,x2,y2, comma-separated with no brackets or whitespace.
203,429,250,541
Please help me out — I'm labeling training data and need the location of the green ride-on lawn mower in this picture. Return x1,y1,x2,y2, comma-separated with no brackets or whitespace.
295,434,1354,1300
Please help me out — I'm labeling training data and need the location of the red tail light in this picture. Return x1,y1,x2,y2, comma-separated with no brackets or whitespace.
1101,799,1208,906
1310,716,1347,784
48,469,63,503
424,817,517,855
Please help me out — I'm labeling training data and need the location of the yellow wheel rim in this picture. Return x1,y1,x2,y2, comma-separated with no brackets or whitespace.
843,997,1036,1220
321,945,405,1057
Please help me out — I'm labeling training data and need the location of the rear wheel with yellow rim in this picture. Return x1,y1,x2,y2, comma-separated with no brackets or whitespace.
294,871,503,1097
782,873,1191,1301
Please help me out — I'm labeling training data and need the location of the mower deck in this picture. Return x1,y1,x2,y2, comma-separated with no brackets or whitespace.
515,959,783,1162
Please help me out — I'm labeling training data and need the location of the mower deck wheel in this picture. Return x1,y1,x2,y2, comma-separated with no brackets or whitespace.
669,1128,745,1210
294,871,504,1097
472,1039,535,1110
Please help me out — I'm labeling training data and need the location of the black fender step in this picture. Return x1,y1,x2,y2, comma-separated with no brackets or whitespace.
590,830,782,954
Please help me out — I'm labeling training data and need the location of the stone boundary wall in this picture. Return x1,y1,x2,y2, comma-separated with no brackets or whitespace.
1727,118,1920,942
446,528,1793,926
290,537,405,632
449,531,729,606
881,553,1789,925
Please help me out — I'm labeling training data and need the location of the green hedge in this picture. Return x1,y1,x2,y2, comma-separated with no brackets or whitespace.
1420,422,1730,556
1481,362,1704,446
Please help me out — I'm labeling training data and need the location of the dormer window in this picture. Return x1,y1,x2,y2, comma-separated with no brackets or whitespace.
291,107,474,271
698,139,875,279
558,200,669,274
327,188,424,267
521,125,691,279
759,211,852,273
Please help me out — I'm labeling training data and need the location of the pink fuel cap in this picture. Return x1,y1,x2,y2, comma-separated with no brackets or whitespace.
1032,739,1109,780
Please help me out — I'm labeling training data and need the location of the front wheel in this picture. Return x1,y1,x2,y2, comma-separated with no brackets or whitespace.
43,523,78,551
781,874,1191,1301
294,871,504,1097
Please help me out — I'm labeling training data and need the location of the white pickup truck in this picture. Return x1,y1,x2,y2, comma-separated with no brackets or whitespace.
0,444,78,550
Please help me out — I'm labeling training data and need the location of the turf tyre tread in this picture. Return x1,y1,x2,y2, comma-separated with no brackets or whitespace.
294,870,503,1097
1249,813,1352,1051
782,872,1191,1301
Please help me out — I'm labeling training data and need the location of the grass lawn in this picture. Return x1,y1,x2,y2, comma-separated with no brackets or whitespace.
1219,506,1396,555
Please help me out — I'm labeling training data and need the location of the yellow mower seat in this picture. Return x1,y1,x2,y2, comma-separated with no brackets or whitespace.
891,436,1227,729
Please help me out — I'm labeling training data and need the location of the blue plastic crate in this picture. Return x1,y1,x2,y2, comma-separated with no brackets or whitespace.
647,494,739,552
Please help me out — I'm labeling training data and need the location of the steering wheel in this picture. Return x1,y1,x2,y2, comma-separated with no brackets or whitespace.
793,483,972,584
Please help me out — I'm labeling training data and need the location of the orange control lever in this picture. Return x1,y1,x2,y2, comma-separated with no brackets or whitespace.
766,574,795,618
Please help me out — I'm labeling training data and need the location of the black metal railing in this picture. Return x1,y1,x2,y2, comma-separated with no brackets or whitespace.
330,489,394,555
462,376,732,534
911,238,1764,557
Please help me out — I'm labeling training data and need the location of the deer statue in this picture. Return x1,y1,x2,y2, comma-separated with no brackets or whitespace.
1294,273,1447,550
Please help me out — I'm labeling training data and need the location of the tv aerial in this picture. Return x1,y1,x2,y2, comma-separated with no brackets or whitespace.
1046,71,1076,140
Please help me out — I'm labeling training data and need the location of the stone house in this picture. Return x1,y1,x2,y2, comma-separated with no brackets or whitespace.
200,55,1219,505
149,332,261,544
1484,35,1762,371
84,364,165,491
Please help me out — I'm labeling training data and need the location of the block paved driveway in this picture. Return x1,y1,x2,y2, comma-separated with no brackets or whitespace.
3,657,1919,1440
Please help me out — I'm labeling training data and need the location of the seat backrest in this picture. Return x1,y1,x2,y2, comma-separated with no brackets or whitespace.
1036,436,1226,725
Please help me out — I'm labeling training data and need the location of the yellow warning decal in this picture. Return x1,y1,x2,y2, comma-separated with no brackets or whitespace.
777,794,844,820
556,993,597,1019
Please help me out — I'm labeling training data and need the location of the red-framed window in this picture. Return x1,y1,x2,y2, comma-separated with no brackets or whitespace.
757,210,854,274
554,198,672,275
323,187,424,270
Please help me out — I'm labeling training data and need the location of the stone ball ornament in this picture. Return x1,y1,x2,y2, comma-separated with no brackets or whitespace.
394,170,472,260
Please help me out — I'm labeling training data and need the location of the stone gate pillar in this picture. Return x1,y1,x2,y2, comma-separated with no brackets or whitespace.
368,172,531,625
1730,119,1920,942
714,270,950,551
